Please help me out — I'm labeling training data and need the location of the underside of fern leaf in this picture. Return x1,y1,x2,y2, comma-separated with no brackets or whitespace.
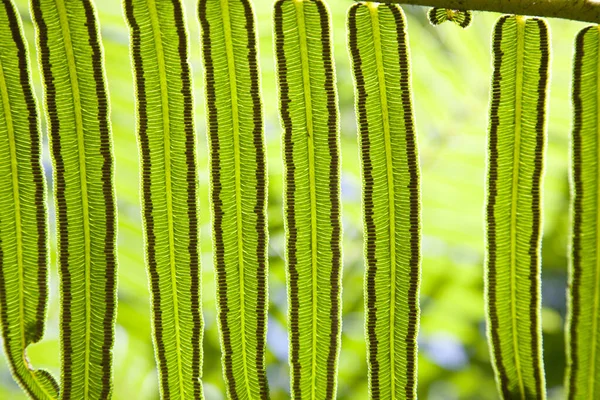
0,0,58,398
273,0,342,398
31,0,118,397
427,7,472,28
198,0,269,398
347,3,421,398
485,15,549,400
566,25,600,400
124,0,203,397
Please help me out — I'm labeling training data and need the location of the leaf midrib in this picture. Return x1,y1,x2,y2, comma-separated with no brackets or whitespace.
146,0,186,397
55,1,92,396
293,1,319,397
588,25,600,399
509,16,526,400
219,0,253,397
369,3,397,396
0,45,56,400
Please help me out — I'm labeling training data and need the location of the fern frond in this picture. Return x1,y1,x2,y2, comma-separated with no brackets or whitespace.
198,0,269,398
0,0,58,398
427,7,472,28
347,3,421,398
566,25,600,400
30,0,117,397
123,0,203,398
485,15,549,400
273,0,342,398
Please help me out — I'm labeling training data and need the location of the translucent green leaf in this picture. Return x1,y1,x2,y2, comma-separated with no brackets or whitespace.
566,25,600,400
427,7,472,28
273,0,342,398
347,3,421,399
485,15,549,400
0,0,58,398
198,0,269,398
124,0,203,398
30,0,118,397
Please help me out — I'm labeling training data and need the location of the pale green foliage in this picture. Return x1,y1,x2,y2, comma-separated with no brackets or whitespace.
0,0,597,399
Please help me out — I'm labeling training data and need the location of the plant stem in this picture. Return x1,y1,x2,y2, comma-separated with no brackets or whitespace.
376,0,600,24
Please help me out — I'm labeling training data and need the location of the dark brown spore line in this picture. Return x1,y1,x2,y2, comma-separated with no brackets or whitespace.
273,1,302,397
529,18,548,399
315,0,342,398
171,0,203,397
427,8,441,25
460,11,472,28
389,4,420,399
486,15,511,399
198,0,237,397
568,26,592,400
82,0,117,397
2,0,49,347
124,1,170,397
348,4,380,398
30,0,74,397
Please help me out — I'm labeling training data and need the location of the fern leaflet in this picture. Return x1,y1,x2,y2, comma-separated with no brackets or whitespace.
485,15,549,400
198,0,269,397
273,0,342,398
0,0,58,397
348,3,421,398
31,0,118,397
566,25,600,400
124,0,203,397
427,7,472,28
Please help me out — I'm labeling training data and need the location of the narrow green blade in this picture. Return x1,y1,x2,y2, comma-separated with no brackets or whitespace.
485,15,549,400
347,3,421,398
30,0,118,397
566,25,600,400
198,0,269,398
273,0,342,398
0,0,58,398
124,0,203,398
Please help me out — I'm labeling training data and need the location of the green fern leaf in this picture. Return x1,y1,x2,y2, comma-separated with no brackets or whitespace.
485,15,549,400
427,7,472,28
198,0,269,398
347,3,421,398
30,0,118,397
566,25,600,400
0,0,58,398
273,0,342,398
123,0,203,398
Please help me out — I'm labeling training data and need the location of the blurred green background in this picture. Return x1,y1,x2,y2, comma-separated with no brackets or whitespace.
0,0,587,398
